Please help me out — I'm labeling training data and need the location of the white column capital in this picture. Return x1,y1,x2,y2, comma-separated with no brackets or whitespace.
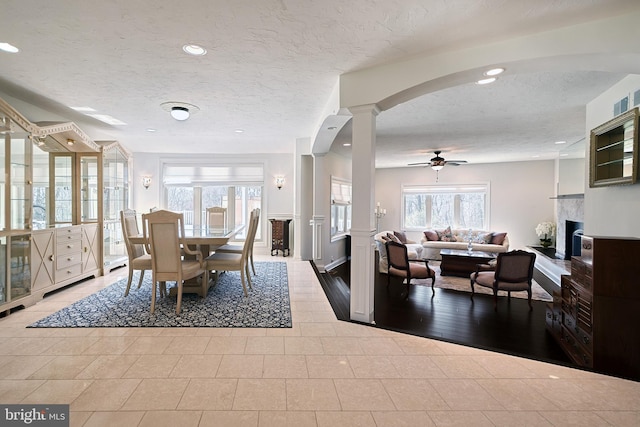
348,103,381,116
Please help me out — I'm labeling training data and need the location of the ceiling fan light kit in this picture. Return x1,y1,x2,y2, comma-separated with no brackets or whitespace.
407,150,468,181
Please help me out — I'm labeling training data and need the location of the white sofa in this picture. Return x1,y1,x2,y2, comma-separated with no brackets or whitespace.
373,230,423,273
420,228,509,260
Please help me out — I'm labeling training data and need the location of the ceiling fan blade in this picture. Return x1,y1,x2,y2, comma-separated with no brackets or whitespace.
445,160,468,164
407,162,431,166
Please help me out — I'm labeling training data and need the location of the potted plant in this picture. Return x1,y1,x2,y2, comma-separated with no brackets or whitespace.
535,222,556,248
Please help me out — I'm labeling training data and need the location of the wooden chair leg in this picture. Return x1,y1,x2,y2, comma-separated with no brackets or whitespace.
125,268,134,296
240,268,248,296
150,278,157,314
137,270,145,289
176,282,183,314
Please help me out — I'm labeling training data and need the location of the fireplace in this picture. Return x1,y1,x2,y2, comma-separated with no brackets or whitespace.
565,220,584,260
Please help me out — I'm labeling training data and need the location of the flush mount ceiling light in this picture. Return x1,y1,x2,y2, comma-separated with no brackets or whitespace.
161,102,200,121
182,44,207,56
171,106,190,120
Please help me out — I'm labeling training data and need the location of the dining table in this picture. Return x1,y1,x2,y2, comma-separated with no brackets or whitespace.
128,224,245,296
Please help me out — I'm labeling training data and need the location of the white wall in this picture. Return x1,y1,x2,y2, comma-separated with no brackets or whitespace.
132,152,295,253
375,160,556,250
585,75,640,238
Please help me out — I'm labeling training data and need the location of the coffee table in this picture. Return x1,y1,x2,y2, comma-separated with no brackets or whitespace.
439,249,497,277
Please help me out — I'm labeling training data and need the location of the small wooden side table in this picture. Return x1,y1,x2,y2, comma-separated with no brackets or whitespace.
270,219,292,256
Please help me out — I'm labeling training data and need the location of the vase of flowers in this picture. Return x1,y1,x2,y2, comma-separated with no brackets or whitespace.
535,221,556,248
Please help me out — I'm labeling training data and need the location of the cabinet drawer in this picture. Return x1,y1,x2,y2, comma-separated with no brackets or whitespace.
57,240,82,256
560,325,593,368
56,228,82,241
56,263,82,280
57,252,82,269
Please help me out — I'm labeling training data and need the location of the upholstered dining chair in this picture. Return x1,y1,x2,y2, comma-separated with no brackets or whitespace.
385,240,436,297
469,250,537,311
206,206,227,229
120,209,152,297
205,208,258,296
214,208,260,275
142,209,208,314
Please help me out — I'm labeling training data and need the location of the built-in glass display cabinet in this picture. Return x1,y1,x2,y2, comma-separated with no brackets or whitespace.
0,96,131,314
99,141,131,272
0,97,35,311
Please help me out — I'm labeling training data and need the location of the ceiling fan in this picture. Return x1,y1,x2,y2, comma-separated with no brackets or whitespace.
408,150,468,171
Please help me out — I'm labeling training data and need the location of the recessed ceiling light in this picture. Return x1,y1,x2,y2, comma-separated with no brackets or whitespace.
146,128,157,132
484,68,505,76
235,129,244,133
554,140,567,144
182,44,207,56
560,153,569,157
0,42,19,53
343,143,351,147
476,77,497,85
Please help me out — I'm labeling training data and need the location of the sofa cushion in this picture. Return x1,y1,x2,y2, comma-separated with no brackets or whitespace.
393,230,408,244
491,232,507,245
424,230,439,241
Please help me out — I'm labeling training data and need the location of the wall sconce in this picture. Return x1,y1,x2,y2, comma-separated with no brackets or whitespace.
275,176,285,190
142,176,152,190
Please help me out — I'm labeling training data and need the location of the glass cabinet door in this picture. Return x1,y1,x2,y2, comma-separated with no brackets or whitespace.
102,145,129,270
10,132,32,231
51,154,73,225
79,154,99,223
32,144,50,230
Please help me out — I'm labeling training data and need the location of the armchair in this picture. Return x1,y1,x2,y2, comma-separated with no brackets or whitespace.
385,240,436,297
470,250,536,310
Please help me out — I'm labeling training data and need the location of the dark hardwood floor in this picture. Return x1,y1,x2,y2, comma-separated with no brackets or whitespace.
314,260,574,368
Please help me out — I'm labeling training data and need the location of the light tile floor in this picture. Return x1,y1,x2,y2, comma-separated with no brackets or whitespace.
1,255,639,426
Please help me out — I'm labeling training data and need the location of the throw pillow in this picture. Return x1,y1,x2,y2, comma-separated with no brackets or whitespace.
380,234,391,242
393,231,408,244
472,232,492,244
386,232,401,244
491,232,507,245
438,226,454,242
423,230,439,241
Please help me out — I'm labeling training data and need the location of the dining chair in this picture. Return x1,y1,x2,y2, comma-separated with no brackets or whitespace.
205,208,258,296
214,208,260,275
120,209,153,297
143,209,208,314
206,206,227,229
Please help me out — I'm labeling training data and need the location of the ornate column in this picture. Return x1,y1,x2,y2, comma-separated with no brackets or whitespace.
349,104,379,324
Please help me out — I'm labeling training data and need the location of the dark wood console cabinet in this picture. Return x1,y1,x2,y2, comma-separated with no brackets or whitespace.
546,235,640,380
270,219,292,257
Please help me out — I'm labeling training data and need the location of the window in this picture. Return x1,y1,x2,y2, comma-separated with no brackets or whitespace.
330,176,351,239
163,162,263,241
402,184,489,230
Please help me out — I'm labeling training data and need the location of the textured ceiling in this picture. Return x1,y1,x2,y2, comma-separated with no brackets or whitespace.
0,0,638,166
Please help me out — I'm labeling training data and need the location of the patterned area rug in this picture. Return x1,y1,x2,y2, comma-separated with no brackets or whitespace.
28,262,291,328
414,262,553,302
